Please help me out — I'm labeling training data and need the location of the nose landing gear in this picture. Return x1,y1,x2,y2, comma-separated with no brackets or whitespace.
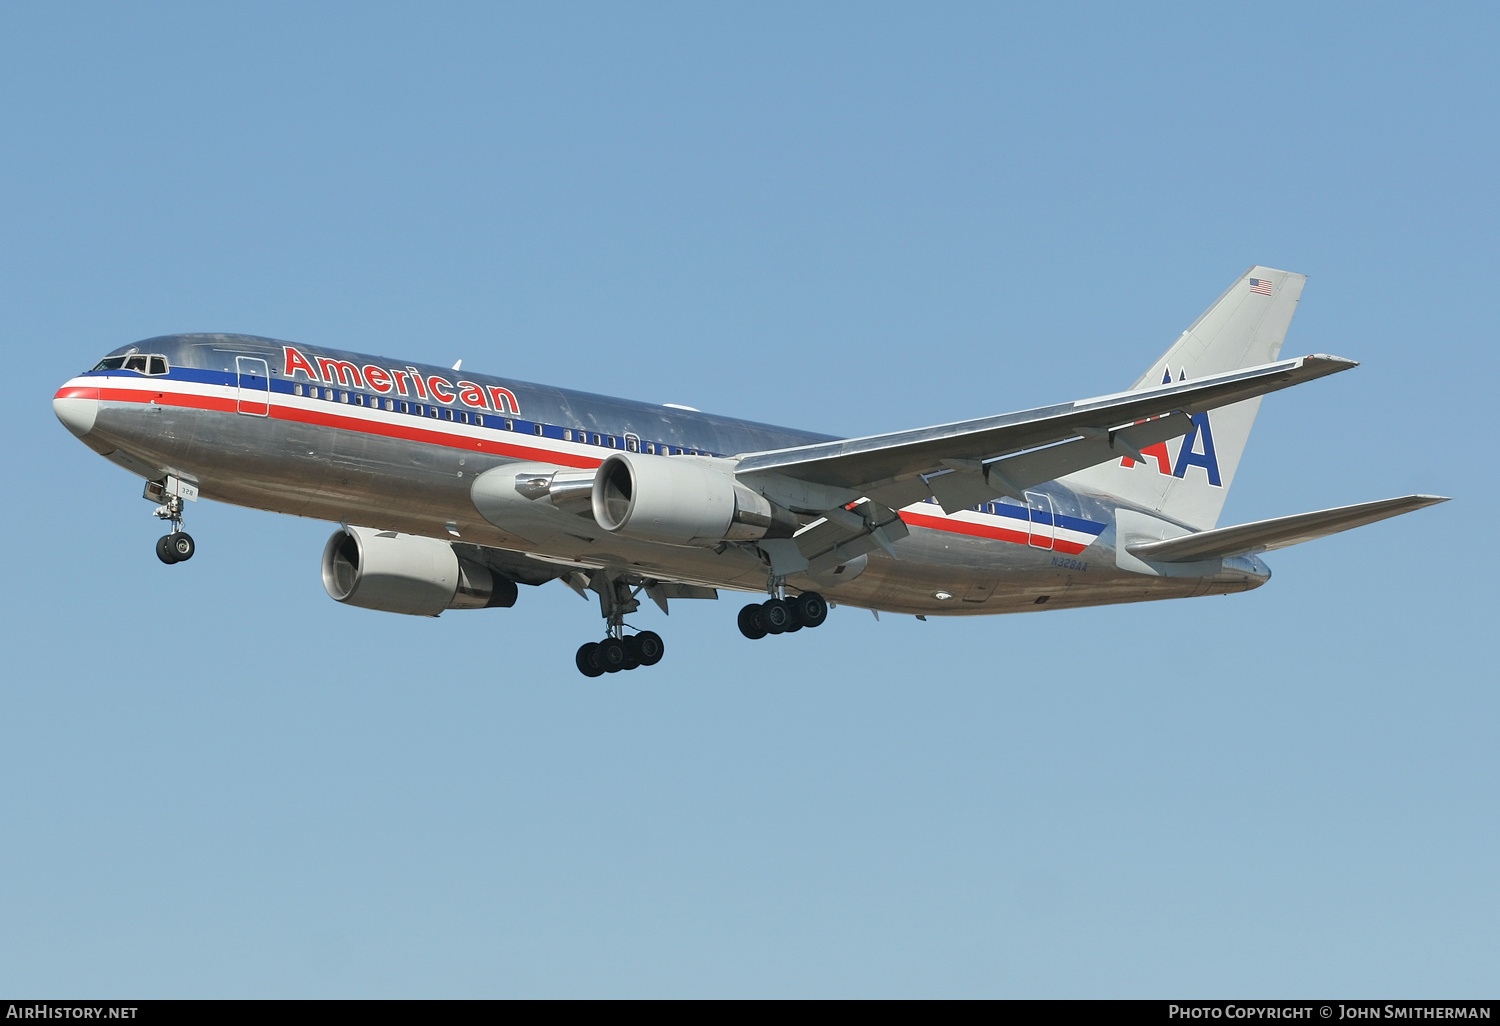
148,484,197,565
737,590,829,640
155,530,195,564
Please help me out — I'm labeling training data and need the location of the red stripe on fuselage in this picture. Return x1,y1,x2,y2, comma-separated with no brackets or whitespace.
54,385,100,401
899,510,1090,555
83,383,604,469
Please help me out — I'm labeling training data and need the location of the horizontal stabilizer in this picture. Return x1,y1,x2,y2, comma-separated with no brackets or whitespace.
1126,494,1450,563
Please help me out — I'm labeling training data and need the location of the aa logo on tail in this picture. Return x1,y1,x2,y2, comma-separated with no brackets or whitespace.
1118,367,1222,485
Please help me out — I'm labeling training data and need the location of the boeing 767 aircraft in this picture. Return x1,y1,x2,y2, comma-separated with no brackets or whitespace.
53,267,1446,675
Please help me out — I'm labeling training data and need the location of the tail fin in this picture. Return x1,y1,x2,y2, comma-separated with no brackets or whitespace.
1062,266,1307,530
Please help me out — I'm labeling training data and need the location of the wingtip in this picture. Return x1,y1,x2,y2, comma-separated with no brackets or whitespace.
1304,353,1361,369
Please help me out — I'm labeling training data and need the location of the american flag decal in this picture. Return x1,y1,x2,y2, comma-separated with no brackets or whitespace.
1250,278,1273,296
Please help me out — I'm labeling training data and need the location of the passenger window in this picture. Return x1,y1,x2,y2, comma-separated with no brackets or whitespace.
148,356,168,375
428,406,439,418
474,414,483,426
339,391,349,403
504,418,514,431
385,398,395,411
294,384,304,396
534,423,544,436
563,429,573,442
626,434,640,453
606,436,616,448
591,434,601,446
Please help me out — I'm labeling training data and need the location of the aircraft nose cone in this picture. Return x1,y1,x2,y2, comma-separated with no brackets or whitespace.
53,386,99,438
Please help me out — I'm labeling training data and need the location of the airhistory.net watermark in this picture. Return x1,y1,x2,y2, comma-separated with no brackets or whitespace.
5,1007,138,1020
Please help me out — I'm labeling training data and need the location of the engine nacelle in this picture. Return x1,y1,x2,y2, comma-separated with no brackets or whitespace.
321,526,518,616
591,453,798,546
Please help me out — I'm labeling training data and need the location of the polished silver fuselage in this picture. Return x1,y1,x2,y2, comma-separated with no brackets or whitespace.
55,334,1269,615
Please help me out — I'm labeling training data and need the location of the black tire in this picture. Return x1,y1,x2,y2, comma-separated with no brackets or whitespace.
599,638,627,673
738,603,768,640
620,635,643,671
793,591,828,629
636,631,665,665
576,642,605,677
763,598,794,634
156,535,179,564
169,532,195,562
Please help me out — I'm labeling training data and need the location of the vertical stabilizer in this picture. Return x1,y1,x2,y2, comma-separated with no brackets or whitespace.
1062,266,1306,530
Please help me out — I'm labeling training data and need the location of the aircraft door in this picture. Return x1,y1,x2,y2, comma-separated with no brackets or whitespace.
236,356,270,416
1025,490,1054,550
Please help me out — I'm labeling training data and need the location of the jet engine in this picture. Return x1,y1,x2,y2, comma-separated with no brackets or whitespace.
321,526,517,616
590,453,799,546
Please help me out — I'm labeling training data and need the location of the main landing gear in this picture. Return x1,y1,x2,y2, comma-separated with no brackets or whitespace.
737,591,829,640
151,493,195,565
575,631,665,678
574,573,667,678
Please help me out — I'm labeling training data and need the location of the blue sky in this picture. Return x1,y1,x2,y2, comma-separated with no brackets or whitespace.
1,2,1494,997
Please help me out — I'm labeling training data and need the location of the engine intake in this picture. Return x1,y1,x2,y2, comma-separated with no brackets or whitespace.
591,453,798,546
321,526,517,616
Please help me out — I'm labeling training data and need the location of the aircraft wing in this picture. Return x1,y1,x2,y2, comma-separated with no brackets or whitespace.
735,354,1357,515
1125,494,1450,563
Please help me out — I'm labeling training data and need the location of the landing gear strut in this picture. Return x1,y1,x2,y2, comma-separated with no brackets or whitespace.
574,573,666,677
738,590,829,640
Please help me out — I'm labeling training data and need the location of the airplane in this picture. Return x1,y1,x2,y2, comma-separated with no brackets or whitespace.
52,266,1446,676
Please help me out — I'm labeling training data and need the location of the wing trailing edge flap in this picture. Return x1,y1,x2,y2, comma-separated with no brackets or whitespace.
556,568,718,613
736,355,1356,515
791,497,911,572
1126,494,1450,563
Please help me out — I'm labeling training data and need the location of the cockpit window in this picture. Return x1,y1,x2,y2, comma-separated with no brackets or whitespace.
91,353,170,375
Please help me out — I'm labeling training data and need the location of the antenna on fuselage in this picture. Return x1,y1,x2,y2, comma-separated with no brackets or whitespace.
452,359,462,371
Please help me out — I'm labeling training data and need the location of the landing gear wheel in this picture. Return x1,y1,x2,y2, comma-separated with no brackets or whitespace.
762,598,794,634
738,603,769,640
620,635,643,671
575,642,605,678
599,638,627,673
168,532,195,562
792,591,828,629
156,535,179,564
635,631,665,665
